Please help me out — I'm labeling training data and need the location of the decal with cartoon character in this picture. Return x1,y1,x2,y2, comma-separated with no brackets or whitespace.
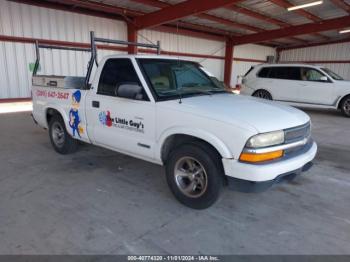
69,90,84,137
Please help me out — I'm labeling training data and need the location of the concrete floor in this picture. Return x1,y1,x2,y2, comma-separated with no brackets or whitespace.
0,109,349,255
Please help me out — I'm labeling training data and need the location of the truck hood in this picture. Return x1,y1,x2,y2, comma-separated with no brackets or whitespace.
160,93,310,133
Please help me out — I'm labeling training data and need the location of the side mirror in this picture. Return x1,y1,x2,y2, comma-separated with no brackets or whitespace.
116,84,143,100
320,76,328,82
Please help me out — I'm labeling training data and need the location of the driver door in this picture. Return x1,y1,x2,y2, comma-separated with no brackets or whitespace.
299,67,335,105
85,58,156,160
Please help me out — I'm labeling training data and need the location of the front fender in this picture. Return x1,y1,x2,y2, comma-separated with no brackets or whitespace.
156,126,233,160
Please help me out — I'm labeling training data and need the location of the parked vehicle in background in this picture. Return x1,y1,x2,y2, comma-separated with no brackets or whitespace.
31,33,317,209
240,64,350,117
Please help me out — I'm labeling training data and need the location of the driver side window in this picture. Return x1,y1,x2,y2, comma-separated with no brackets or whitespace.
98,58,149,101
300,68,326,82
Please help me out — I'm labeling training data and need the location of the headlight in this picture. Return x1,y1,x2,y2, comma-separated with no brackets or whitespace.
246,130,284,148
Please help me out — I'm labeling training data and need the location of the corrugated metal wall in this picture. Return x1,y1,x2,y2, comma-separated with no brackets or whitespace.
139,31,276,86
0,0,275,99
280,42,350,80
139,29,226,81
0,1,126,99
232,44,276,84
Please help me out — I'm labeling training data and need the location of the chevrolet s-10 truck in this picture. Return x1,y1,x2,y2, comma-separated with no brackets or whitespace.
31,32,317,209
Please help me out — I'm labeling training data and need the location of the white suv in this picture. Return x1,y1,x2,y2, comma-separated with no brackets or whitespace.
240,64,350,117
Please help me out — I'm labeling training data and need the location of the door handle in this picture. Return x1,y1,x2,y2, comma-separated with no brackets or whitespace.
92,101,100,108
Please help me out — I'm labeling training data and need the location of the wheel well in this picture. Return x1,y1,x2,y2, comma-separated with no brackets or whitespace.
46,108,61,126
338,94,350,109
161,134,222,164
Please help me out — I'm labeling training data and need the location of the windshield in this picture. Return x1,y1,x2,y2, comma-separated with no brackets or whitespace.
137,59,226,100
321,68,344,80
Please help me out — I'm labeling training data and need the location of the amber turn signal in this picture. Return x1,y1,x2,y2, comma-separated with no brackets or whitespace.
239,150,283,163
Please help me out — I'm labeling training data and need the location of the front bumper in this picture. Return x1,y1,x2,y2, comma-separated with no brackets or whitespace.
227,161,313,193
222,141,317,190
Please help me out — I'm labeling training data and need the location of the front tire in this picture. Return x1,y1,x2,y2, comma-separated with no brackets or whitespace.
253,89,272,100
165,143,224,209
340,95,350,117
49,114,78,154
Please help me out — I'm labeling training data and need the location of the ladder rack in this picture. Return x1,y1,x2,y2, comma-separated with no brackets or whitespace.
33,31,161,89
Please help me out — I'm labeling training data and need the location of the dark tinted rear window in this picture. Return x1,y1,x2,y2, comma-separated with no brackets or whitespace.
257,67,270,78
287,67,301,80
258,66,301,80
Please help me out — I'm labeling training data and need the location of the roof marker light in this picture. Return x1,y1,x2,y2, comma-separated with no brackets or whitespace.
287,0,323,11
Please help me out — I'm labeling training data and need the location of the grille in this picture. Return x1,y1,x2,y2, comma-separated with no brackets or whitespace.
284,122,311,144
284,122,311,156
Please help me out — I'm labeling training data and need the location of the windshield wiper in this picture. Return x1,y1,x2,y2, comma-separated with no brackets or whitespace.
190,88,227,95
209,89,227,93
189,89,213,96
182,83,200,87
163,88,226,100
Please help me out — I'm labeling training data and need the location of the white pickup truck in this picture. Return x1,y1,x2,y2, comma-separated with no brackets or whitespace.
32,33,317,209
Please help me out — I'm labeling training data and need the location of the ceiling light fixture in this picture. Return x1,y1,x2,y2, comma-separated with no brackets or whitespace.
287,0,323,11
339,29,350,34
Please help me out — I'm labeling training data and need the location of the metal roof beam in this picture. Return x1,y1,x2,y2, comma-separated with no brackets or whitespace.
277,37,350,50
130,0,168,9
268,0,331,40
155,25,226,41
56,0,237,37
130,0,303,46
269,0,322,22
131,0,264,33
51,0,143,17
195,13,264,33
225,5,309,43
231,16,350,45
174,21,237,37
131,0,326,46
8,0,135,20
10,0,231,42
330,0,350,14
227,5,290,27
133,0,243,29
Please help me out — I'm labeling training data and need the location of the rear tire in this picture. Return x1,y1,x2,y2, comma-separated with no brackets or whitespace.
340,95,350,117
165,143,224,209
49,114,78,154
253,89,272,100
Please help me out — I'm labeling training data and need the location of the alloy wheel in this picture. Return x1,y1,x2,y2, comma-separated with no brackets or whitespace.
52,122,65,148
343,98,350,116
174,157,208,198
254,90,272,100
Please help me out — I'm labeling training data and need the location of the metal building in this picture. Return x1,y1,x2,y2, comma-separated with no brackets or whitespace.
0,0,349,100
